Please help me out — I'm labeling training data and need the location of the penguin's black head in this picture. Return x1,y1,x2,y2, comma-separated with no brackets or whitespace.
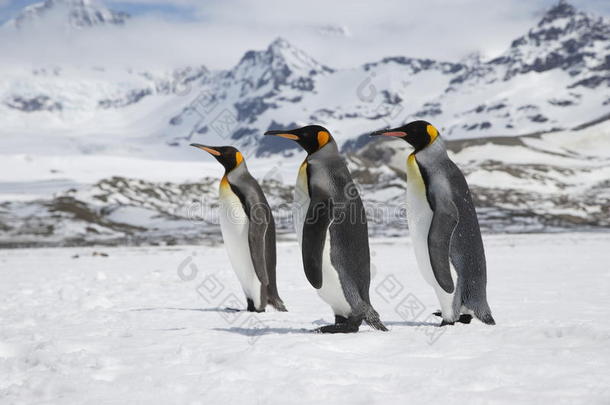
264,125,333,154
190,144,244,172
370,120,439,152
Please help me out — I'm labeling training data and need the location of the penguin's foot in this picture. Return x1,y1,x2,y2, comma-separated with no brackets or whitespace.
458,314,473,324
314,323,360,334
435,312,473,325
314,316,360,333
246,299,265,313
335,315,348,324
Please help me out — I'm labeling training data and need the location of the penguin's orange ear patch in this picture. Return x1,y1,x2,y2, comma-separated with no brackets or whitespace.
317,131,330,148
426,125,439,142
235,151,243,165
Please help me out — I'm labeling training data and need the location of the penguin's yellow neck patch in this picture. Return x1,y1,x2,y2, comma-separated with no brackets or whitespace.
297,161,309,196
317,131,330,149
235,151,243,166
426,124,439,144
406,153,426,193
220,175,230,189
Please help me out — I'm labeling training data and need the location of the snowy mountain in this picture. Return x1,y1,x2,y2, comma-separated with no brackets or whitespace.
1,1,607,157
163,0,609,154
0,0,608,246
4,0,129,30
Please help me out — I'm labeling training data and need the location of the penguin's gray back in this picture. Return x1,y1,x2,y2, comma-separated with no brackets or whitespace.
219,163,279,309
410,138,489,318
299,142,372,315
415,139,486,281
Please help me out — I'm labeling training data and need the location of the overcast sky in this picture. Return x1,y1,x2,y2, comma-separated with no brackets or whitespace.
0,0,608,69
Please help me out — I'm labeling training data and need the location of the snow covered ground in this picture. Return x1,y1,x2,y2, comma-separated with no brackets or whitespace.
1,233,609,404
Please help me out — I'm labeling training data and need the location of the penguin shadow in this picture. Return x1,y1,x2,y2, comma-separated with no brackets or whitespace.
384,320,439,327
212,326,312,336
130,307,311,335
129,306,244,313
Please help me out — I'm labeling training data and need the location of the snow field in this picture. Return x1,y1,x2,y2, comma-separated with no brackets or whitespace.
0,233,609,404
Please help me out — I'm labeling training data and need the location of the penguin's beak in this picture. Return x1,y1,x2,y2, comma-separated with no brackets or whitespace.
190,143,221,156
370,128,407,137
264,130,300,140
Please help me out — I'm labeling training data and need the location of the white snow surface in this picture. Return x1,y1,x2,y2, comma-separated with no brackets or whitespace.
1,233,609,404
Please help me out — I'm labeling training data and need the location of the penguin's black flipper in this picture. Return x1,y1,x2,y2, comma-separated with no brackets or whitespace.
301,198,331,289
246,203,271,286
427,199,458,294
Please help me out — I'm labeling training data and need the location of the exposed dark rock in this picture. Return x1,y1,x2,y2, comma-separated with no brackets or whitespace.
5,95,62,112
98,88,152,109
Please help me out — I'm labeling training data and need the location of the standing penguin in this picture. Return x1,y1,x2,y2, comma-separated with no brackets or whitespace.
371,121,495,326
190,144,287,312
265,126,387,333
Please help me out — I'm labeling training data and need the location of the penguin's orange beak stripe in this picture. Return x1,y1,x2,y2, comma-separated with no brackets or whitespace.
192,145,221,155
274,133,299,140
378,131,407,137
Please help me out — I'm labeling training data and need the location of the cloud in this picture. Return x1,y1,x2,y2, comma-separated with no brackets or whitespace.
0,0,607,70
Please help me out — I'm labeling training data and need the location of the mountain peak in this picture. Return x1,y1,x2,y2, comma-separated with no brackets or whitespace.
223,37,333,101
268,37,292,51
233,38,331,81
6,0,129,30
265,37,330,73
539,0,577,26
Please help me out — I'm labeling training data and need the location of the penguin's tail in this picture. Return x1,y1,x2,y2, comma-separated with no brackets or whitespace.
472,301,495,325
267,296,288,312
363,304,388,332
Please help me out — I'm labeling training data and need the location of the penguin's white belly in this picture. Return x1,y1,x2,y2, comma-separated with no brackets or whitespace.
406,156,456,317
218,181,262,307
294,163,310,248
294,163,352,317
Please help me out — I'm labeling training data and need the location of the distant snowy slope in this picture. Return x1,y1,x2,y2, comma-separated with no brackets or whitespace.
1,120,608,247
4,0,129,29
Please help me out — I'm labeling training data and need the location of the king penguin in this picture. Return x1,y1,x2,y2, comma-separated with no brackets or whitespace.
265,126,387,333
190,144,287,313
371,121,495,326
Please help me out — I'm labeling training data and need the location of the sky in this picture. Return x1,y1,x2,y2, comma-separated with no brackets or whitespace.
0,0,608,70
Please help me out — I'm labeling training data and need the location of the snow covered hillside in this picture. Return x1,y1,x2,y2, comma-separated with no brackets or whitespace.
3,0,129,30
1,233,608,403
2,120,608,247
